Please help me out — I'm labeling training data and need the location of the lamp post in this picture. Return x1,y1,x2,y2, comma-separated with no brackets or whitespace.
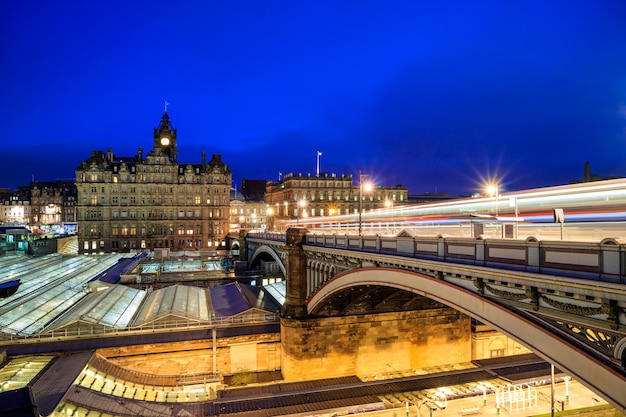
266,207,273,231
487,181,499,216
358,171,372,236
297,199,306,226
239,216,245,231
509,196,519,238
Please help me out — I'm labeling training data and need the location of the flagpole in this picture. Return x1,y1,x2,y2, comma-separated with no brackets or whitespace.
316,151,322,176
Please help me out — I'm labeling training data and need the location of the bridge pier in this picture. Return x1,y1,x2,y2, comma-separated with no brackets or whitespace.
281,309,471,382
282,228,310,318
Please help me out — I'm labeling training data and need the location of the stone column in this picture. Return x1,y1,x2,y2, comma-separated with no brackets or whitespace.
237,229,249,262
282,227,309,318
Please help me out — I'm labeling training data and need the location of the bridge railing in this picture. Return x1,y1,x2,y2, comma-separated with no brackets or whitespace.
246,231,287,242
303,233,626,284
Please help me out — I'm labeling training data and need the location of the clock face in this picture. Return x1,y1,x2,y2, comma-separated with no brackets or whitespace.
160,137,170,146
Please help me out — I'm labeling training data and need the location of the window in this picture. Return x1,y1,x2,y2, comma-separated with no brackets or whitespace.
490,349,505,358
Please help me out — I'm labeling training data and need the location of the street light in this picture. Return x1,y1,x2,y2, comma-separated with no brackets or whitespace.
266,207,273,231
297,199,306,226
238,216,245,230
358,171,373,236
486,180,499,216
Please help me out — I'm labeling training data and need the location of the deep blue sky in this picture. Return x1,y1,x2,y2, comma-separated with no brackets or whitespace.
3,1,626,196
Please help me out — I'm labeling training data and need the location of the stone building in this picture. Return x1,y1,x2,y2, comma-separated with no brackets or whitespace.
29,180,77,232
75,111,232,254
264,172,408,231
229,189,269,233
229,179,271,233
0,186,31,226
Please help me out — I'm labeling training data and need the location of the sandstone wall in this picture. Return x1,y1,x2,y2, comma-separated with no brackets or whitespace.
97,333,281,376
281,308,471,381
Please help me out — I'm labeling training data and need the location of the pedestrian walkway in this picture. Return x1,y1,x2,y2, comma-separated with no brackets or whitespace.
386,379,613,417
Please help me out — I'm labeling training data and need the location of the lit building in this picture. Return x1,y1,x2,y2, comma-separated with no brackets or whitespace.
29,180,77,233
229,183,270,232
0,186,31,226
75,111,232,254
265,172,408,231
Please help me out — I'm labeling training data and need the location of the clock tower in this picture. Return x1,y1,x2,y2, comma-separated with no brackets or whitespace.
153,111,177,162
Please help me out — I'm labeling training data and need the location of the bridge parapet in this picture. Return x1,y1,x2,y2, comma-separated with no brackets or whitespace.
303,233,626,284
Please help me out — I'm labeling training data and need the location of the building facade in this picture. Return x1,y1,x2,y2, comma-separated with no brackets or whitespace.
0,186,31,226
30,181,77,232
229,199,270,233
265,172,408,231
229,179,270,233
75,112,232,254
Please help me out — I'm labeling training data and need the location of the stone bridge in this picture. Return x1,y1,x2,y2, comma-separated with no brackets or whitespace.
243,228,626,413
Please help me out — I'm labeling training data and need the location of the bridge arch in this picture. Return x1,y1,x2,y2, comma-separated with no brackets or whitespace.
249,245,286,277
307,267,626,412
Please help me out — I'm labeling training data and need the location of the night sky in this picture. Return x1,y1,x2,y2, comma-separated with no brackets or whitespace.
3,1,626,196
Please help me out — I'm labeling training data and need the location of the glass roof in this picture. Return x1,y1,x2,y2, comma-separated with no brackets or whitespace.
240,285,282,313
0,255,280,336
46,285,147,331
210,283,250,318
0,356,54,392
263,281,286,306
131,285,211,326
0,254,124,335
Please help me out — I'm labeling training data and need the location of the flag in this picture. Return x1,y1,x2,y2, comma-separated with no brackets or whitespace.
318,151,322,156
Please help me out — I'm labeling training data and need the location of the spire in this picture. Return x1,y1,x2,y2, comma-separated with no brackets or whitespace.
158,112,172,131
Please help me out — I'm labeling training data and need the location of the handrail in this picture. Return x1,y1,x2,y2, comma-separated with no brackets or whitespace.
0,313,280,343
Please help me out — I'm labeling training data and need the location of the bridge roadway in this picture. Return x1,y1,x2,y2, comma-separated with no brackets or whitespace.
243,229,626,413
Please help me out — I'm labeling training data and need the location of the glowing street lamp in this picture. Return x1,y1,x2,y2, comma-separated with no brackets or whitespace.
487,180,499,216
297,199,306,225
266,207,274,231
358,172,373,236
